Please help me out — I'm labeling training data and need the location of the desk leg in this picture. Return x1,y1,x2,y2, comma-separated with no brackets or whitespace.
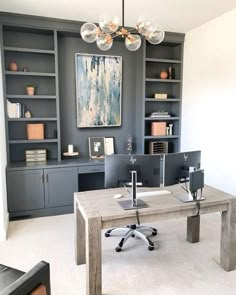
86,212,102,295
187,215,200,243
220,199,236,271
74,199,86,265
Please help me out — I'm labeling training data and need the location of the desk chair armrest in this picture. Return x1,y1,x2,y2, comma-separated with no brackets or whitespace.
1,261,50,295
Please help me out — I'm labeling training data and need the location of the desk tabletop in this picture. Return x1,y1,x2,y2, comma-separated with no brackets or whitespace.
74,185,235,225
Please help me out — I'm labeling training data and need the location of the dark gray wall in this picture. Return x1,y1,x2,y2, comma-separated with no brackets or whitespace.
58,35,138,157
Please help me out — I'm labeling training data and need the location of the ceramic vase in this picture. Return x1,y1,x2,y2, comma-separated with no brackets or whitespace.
160,70,168,79
26,87,35,96
9,61,18,71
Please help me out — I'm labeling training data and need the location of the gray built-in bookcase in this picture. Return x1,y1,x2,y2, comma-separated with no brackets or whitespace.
144,39,184,154
0,13,184,218
1,25,61,162
135,34,184,155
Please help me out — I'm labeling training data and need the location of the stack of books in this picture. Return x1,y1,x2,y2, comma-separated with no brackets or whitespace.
149,111,171,118
25,149,47,162
7,100,25,118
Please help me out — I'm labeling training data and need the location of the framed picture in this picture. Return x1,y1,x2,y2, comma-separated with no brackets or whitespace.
88,137,105,159
75,53,122,128
105,137,114,155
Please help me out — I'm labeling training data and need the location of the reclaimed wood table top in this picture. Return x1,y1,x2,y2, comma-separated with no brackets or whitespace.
74,184,234,224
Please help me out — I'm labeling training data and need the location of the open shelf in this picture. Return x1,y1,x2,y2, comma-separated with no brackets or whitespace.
6,95,57,100
146,78,181,83
145,58,182,64
5,71,56,77
144,135,179,140
145,117,180,121
4,46,55,55
145,98,180,102
9,139,58,144
8,118,57,122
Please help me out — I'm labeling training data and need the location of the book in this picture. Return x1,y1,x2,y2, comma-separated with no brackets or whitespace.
25,149,47,155
7,100,22,118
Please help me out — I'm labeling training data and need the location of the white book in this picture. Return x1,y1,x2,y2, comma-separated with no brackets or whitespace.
16,103,21,118
7,101,17,118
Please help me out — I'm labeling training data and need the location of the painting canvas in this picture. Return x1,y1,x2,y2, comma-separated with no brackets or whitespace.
75,53,122,127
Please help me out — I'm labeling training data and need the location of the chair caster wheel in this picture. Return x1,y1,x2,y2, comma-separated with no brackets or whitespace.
132,234,135,237
115,247,122,252
148,246,154,251
152,231,157,236
105,233,110,237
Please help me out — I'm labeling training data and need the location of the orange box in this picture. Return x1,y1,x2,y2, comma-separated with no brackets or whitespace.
151,122,166,136
27,123,44,140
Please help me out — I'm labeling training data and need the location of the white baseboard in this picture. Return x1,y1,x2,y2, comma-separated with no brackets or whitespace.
0,212,9,241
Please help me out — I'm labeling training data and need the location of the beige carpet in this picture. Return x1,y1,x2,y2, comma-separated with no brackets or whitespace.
0,213,236,295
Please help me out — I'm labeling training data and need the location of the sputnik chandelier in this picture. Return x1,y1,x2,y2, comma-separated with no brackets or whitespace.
80,0,165,51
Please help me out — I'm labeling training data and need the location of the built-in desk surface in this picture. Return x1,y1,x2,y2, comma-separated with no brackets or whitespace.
74,184,236,295
7,157,104,171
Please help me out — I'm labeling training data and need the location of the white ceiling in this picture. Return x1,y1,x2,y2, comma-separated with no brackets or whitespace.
1,0,236,33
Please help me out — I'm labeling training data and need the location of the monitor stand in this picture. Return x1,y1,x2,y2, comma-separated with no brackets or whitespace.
175,190,205,203
118,170,149,210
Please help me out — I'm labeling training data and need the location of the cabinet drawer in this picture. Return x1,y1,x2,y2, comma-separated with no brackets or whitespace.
78,165,104,174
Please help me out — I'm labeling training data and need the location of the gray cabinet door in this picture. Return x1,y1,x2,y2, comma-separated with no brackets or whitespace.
7,170,45,212
44,167,78,208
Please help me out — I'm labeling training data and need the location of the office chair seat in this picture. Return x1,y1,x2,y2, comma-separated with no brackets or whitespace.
105,224,157,251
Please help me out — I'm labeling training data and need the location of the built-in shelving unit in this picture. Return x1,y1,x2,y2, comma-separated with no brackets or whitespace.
1,25,61,162
0,12,185,219
144,40,184,154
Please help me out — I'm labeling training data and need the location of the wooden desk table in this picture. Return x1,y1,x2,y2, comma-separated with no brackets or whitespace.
74,185,236,295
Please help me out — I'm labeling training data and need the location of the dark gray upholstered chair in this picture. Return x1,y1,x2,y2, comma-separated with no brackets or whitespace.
0,261,50,295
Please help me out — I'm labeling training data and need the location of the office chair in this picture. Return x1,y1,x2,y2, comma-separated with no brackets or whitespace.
105,224,157,252
0,261,50,295
104,154,161,252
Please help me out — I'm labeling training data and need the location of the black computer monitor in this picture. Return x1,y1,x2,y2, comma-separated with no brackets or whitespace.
105,154,161,188
164,150,201,187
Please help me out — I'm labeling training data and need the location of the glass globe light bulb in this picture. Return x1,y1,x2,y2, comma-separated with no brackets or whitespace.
99,15,119,33
136,17,156,36
147,28,165,45
96,34,113,51
125,34,142,51
80,22,98,43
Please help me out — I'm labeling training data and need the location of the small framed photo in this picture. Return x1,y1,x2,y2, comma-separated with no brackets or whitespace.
105,137,114,155
88,137,105,159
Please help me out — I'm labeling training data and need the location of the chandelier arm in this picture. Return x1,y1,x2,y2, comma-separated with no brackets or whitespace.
125,28,140,34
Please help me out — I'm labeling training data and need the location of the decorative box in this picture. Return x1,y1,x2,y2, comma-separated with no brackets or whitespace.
27,123,44,140
154,93,168,99
151,122,166,136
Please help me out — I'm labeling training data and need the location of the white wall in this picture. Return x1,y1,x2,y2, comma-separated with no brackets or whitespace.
182,9,236,195
0,46,8,241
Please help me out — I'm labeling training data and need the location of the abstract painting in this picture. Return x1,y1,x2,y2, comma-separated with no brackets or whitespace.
75,53,122,127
